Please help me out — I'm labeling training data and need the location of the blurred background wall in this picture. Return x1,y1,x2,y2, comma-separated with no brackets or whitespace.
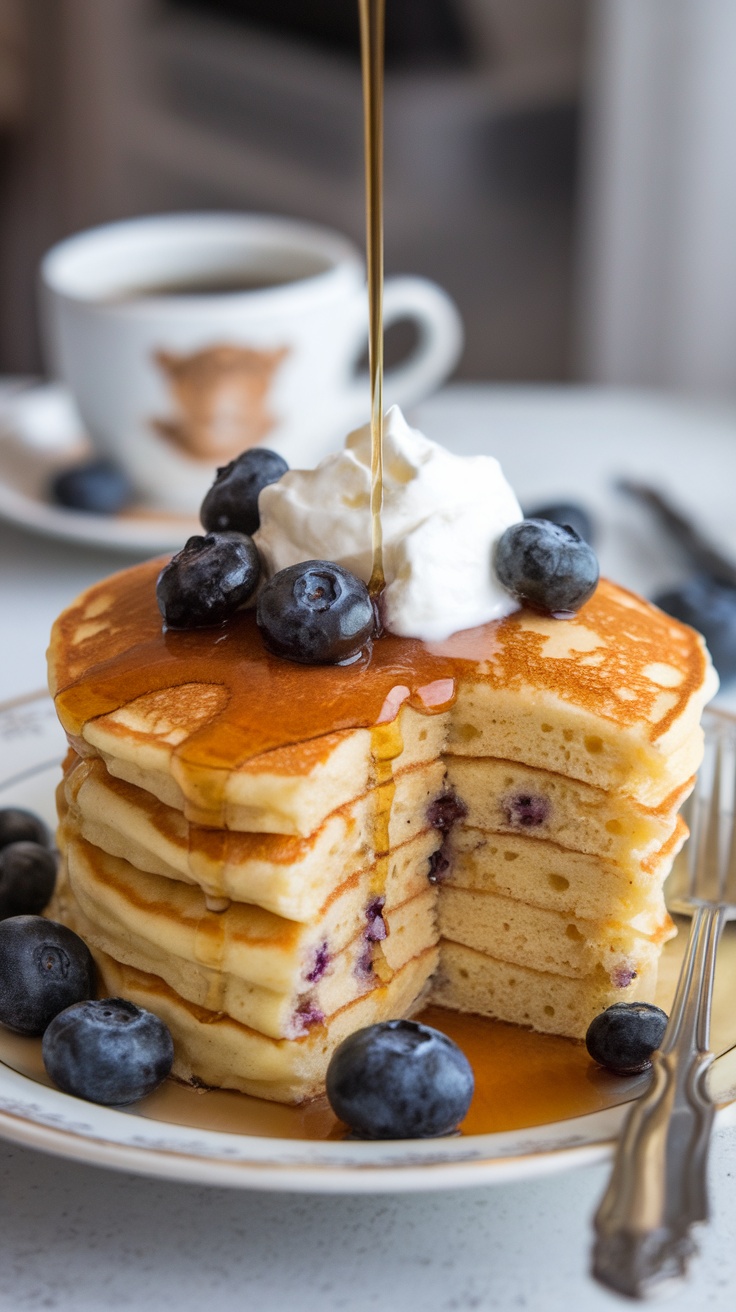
580,0,736,396
1,0,735,397
0,0,587,379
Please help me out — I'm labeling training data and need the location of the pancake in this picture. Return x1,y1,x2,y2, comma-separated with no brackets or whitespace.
75,691,446,837
71,932,439,1104
48,563,717,830
433,941,659,1039
61,753,444,919
442,819,687,927
52,841,437,1039
445,756,693,866
46,558,716,1100
437,885,674,985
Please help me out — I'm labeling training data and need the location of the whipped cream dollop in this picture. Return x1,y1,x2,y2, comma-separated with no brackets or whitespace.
254,406,522,641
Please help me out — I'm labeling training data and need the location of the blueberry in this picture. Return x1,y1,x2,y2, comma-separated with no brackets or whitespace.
524,501,595,546
654,575,736,681
326,1019,474,1139
585,1001,668,1075
0,807,50,850
427,792,467,833
257,560,374,665
50,459,134,514
43,997,174,1105
0,842,58,918
427,849,450,884
364,897,387,943
293,1000,325,1033
0,916,95,1035
156,531,260,629
495,519,599,616
305,942,330,984
502,793,549,828
200,448,289,536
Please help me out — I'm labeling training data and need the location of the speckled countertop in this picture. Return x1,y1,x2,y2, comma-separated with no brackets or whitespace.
1,1132,735,1311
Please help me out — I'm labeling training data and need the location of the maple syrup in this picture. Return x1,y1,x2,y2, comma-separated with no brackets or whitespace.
0,1009,641,1139
359,0,386,597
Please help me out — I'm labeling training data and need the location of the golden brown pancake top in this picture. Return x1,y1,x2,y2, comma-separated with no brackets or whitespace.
49,558,708,777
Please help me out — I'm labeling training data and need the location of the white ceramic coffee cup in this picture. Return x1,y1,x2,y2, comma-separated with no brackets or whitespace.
39,213,463,512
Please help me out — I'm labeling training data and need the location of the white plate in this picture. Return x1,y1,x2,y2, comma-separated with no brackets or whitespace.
1,690,736,1192
0,384,198,554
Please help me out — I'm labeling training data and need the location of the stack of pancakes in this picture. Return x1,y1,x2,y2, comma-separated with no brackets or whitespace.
48,560,716,1102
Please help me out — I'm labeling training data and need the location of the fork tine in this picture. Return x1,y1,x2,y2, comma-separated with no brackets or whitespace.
704,730,724,903
718,724,736,906
688,730,718,901
688,719,736,909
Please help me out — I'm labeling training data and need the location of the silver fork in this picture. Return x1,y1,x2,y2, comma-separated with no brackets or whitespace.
592,711,736,1299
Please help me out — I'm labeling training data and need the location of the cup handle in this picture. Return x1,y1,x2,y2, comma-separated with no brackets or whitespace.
382,276,464,409
333,276,463,434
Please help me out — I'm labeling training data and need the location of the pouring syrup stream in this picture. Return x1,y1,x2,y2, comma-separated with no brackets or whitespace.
359,0,386,597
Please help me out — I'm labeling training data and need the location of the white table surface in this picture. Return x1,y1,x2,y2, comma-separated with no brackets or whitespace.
1,381,736,1311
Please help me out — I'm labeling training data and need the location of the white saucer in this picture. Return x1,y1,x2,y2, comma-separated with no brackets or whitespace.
0,384,198,554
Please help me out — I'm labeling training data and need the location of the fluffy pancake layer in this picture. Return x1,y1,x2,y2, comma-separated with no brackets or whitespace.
61,754,443,919
433,941,659,1039
55,825,438,1039
443,821,686,928
445,756,694,867
77,936,439,1103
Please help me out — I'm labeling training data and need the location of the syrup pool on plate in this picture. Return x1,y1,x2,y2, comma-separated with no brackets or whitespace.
0,1006,647,1140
